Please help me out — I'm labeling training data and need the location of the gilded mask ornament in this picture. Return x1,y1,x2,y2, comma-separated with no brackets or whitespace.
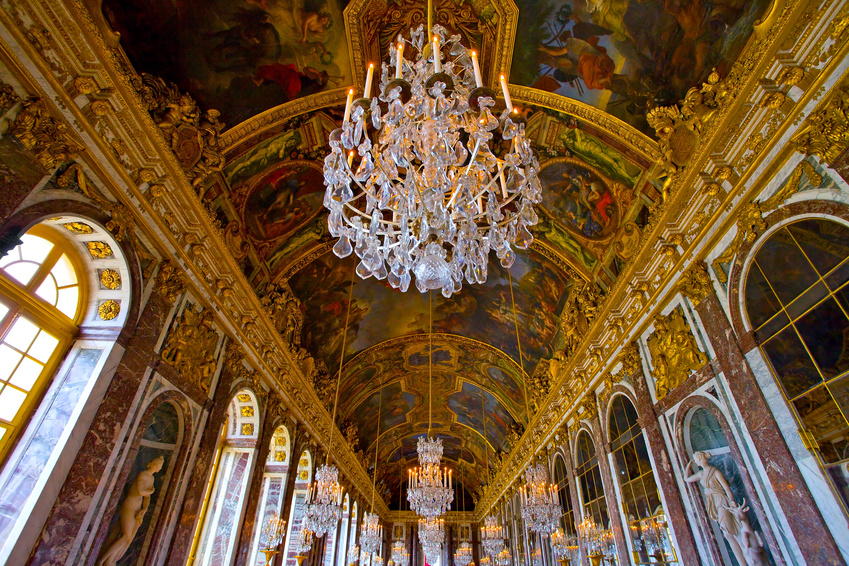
647,309,707,399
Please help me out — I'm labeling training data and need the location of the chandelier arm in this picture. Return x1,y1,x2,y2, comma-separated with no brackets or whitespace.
328,265,357,460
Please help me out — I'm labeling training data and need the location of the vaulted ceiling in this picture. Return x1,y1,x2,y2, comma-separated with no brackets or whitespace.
102,0,770,508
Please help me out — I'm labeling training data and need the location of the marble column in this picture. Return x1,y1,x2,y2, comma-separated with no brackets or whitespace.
695,291,843,564
163,341,239,566
586,414,629,566
562,437,586,566
623,348,701,564
279,430,306,553
234,401,278,565
27,286,177,566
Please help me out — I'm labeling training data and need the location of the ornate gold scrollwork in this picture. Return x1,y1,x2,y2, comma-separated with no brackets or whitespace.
154,260,187,304
259,281,304,348
100,269,121,290
647,308,707,400
678,262,714,306
791,83,849,163
161,304,219,392
98,299,121,320
58,164,135,241
10,98,82,169
618,341,642,377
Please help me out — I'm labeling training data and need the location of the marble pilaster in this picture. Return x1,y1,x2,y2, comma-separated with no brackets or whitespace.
279,430,306,554
586,416,629,566
696,292,843,564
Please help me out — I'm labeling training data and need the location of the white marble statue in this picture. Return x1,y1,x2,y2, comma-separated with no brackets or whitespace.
684,451,766,566
96,455,165,566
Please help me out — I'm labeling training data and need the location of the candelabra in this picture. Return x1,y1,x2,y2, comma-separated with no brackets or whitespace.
361,512,384,554
495,547,511,566
322,18,542,297
551,529,580,566
348,544,361,566
631,512,669,564
260,512,287,565
577,519,606,566
455,541,473,566
305,463,344,538
520,464,560,536
294,517,315,566
417,517,444,564
481,515,505,557
408,436,453,518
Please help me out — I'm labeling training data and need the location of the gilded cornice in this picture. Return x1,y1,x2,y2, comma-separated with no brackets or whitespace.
0,0,389,518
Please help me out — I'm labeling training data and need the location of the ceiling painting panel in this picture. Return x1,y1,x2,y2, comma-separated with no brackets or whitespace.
509,0,771,135
103,0,353,127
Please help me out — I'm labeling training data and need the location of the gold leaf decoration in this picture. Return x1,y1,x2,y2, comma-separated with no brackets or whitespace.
647,308,707,399
98,299,120,320
100,269,121,290
240,405,255,417
241,423,254,436
87,241,113,259
62,221,93,234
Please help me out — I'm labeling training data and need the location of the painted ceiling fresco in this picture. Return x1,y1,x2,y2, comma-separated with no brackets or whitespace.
104,0,768,506
510,0,771,134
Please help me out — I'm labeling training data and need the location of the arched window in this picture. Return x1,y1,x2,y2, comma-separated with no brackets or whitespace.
608,395,674,561
249,425,292,566
553,455,576,535
192,389,260,566
0,226,83,461
744,218,849,512
574,431,608,529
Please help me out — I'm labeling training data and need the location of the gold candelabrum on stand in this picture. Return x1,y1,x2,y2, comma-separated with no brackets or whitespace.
260,512,287,566
577,518,608,566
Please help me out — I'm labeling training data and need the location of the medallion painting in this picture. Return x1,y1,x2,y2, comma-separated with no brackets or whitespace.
103,0,352,126
538,158,618,240
509,0,770,133
242,162,324,242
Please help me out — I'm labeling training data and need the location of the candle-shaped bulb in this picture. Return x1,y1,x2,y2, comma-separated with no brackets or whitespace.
471,50,483,88
365,63,374,99
396,43,404,79
433,35,441,73
348,150,355,167
500,74,513,112
344,88,355,122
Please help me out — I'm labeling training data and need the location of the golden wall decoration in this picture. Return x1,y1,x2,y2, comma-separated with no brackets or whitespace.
154,260,187,304
9,98,82,169
618,342,642,377
237,393,252,403
98,299,120,320
86,241,113,259
0,80,20,113
241,423,254,436
678,262,714,306
647,308,707,400
62,222,93,235
58,165,135,242
100,269,121,290
791,83,849,163
241,406,255,417
161,305,219,392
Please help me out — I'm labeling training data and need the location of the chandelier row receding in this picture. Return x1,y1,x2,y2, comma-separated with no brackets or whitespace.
323,22,542,297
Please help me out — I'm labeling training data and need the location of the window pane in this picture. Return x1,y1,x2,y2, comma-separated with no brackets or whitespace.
788,220,849,276
4,317,40,352
785,281,828,320
0,303,8,322
761,326,822,398
0,247,20,269
5,262,40,286
0,386,27,422
51,254,77,287
794,298,849,379
745,263,782,329
28,331,58,364
826,260,849,291
792,387,849,465
35,274,58,306
56,287,79,319
755,228,819,305
19,235,53,264
9,357,42,391
826,374,849,429
0,345,23,381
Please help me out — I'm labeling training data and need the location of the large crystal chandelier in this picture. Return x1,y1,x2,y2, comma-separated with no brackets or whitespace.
322,9,541,297
417,517,445,564
408,435,453,517
481,515,505,557
454,542,473,566
520,464,560,536
305,463,344,537
361,512,384,554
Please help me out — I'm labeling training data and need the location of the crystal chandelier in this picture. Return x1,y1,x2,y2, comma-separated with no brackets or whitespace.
481,515,505,557
454,541,473,566
495,548,511,566
305,463,344,537
322,9,542,297
417,517,444,564
294,516,315,556
408,436,453,517
361,511,384,554
551,528,568,560
520,464,560,536
392,540,409,566
348,544,361,566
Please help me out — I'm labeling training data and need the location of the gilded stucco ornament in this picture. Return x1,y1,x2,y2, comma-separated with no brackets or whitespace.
100,269,121,290
155,260,187,303
0,80,20,113
98,299,120,320
10,98,83,169
678,262,714,305
62,221,94,235
161,305,219,392
259,282,304,347
137,73,224,190
58,165,135,241
224,340,246,376
618,342,642,377
791,83,849,163
558,282,603,360
647,309,707,400
580,394,598,422
87,241,113,259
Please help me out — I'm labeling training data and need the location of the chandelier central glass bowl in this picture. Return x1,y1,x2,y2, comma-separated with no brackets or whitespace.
305,463,344,538
323,21,542,297
417,517,445,564
360,511,384,554
455,541,473,566
520,464,560,536
481,515,505,557
407,436,454,517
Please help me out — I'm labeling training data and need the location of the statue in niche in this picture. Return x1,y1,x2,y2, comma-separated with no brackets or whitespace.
647,308,707,399
684,451,766,566
97,456,165,566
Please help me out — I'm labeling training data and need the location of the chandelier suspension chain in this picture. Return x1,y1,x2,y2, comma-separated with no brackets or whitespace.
507,271,529,423
429,291,433,435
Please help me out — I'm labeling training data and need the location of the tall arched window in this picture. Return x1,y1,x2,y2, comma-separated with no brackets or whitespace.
0,226,83,461
574,431,608,529
553,455,576,535
608,395,674,561
744,218,849,512
192,389,260,566
249,424,292,566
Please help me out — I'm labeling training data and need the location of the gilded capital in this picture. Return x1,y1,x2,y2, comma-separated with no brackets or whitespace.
679,262,714,305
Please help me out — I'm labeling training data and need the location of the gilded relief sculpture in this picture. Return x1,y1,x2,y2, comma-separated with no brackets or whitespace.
96,456,165,566
259,281,304,347
161,305,219,392
647,308,707,399
685,452,766,566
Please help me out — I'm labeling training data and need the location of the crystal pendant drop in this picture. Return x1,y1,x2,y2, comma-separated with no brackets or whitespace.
333,235,353,258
